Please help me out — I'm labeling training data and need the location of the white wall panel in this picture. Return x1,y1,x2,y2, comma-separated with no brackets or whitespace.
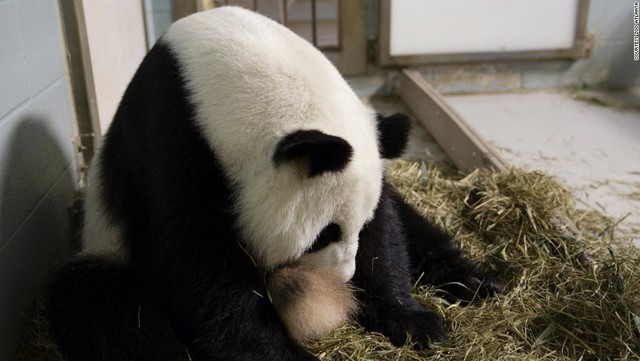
82,0,148,133
390,0,579,56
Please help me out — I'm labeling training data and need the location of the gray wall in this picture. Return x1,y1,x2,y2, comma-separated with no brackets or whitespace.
0,0,79,358
415,0,640,94
144,0,174,46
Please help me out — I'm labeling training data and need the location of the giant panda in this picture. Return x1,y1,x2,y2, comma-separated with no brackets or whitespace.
48,7,504,361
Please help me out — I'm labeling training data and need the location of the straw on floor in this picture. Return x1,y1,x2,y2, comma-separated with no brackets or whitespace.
15,160,640,361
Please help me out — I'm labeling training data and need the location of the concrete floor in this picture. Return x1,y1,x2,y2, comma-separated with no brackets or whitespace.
444,90,640,247
361,91,640,247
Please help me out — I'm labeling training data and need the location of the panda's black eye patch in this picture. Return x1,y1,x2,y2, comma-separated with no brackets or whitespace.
308,223,342,253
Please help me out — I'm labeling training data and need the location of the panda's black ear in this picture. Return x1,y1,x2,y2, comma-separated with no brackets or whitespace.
377,113,411,159
273,130,353,177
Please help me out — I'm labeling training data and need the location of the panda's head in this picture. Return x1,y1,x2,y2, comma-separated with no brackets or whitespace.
163,7,410,282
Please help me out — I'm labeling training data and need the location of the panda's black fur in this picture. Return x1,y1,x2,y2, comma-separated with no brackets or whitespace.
48,8,504,361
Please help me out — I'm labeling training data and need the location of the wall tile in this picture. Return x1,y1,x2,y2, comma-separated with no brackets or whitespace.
588,0,634,42
0,2,30,119
0,79,77,249
419,64,521,94
17,0,66,94
151,0,172,12
609,40,640,87
0,167,76,360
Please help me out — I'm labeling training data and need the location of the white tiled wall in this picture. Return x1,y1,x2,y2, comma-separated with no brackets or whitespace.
0,0,79,358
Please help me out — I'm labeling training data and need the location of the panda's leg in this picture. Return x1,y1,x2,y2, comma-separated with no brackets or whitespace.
352,185,447,347
48,257,191,361
385,181,505,302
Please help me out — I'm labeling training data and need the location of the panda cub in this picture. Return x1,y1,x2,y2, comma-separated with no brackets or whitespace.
49,7,504,361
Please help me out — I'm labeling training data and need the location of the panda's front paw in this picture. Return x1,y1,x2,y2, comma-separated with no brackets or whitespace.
478,274,506,296
379,309,447,348
438,273,505,302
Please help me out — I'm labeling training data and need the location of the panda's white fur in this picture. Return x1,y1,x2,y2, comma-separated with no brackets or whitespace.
80,6,378,339
82,145,125,259
267,264,359,342
83,7,383,283
164,8,383,282
51,8,505,360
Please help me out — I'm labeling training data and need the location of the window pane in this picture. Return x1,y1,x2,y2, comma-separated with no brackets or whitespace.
286,0,313,44
257,0,284,23
315,0,339,49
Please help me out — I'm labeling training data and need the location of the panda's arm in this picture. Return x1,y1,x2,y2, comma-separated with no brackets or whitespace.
352,182,447,347
385,182,505,302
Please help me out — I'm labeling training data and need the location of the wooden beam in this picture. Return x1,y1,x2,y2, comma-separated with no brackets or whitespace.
172,0,214,20
395,69,507,172
322,0,367,76
58,0,101,171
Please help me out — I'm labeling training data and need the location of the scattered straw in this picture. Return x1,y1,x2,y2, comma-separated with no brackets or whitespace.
14,160,640,360
305,161,639,360
13,296,65,361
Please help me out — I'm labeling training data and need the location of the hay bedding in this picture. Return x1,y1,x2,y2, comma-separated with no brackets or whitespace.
16,161,640,361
